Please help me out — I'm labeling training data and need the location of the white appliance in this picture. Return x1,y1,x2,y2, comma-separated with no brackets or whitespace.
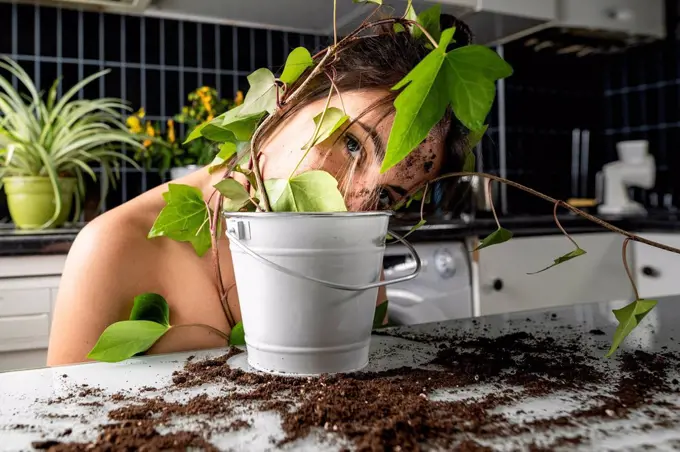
383,241,472,325
598,140,656,216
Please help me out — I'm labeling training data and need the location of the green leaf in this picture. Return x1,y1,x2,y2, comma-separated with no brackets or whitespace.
186,107,263,144
87,320,169,363
129,293,170,327
605,299,658,357
230,322,246,346
402,219,426,239
475,227,513,251
265,170,347,212
240,68,278,116
148,184,212,257
414,4,441,44
214,178,251,212
381,30,452,173
527,248,586,275
444,46,513,131
303,107,349,150
394,1,417,33
373,300,389,330
468,124,488,150
208,142,239,173
462,151,475,172
279,47,314,86
353,0,382,4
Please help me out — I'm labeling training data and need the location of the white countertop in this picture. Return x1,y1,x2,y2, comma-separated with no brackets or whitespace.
2,298,680,451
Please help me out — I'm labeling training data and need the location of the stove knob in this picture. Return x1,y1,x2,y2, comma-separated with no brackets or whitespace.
434,248,456,278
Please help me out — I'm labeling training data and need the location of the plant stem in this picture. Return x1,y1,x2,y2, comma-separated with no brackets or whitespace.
326,69,346,114
288,87,334,179
487,178,501,230
622,238,640,301
420,183,429,221
333,0,338,46
553,200,579,249
248,140,270,211
171,323,230,342
391,171,680,257
209,195,235,328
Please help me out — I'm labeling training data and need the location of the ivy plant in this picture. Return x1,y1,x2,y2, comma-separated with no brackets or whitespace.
87,0,680,363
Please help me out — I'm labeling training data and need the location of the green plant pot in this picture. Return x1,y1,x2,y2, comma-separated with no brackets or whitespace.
4,177,77,229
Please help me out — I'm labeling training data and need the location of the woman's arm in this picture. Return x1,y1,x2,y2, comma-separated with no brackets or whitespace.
46,218,150,366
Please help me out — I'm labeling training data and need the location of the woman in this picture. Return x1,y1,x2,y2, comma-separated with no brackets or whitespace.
47,15,472,366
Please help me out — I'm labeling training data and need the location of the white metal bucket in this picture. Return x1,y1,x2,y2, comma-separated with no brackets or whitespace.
225,212,421,376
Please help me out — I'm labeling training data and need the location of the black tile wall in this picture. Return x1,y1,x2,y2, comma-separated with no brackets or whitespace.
0,2,322,221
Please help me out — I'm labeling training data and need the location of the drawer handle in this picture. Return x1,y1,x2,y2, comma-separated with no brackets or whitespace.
642,266,660,278
492,278,503,291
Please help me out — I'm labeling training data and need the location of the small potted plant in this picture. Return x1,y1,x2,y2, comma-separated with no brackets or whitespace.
88,1,680,373
127,87,243,179
0,56,141,229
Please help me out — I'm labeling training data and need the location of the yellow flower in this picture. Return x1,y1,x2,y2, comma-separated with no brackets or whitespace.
234,90,244,106
207,114,214,122
136,107,145,119
126,115,143,134
167,119,176,144
143,121,155,148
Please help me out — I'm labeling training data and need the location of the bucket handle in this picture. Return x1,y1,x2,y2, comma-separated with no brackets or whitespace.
225,228,422,291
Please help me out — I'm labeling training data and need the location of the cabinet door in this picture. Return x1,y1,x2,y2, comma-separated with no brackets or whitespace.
478,233,633,315
633,233,680,299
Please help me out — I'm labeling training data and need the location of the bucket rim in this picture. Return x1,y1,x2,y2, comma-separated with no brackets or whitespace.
223,211,393,219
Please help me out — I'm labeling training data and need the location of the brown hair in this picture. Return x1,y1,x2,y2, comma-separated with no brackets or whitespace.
255,14,474,211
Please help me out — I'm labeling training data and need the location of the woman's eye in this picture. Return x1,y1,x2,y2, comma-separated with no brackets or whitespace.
378,188,392,209
345,135,363,158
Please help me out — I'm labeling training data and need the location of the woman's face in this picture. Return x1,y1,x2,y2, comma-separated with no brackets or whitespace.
258,89,446,210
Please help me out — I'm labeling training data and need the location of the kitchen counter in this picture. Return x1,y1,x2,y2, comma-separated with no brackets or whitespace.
0,223,82,257
3,213,680,256
1,297,680,451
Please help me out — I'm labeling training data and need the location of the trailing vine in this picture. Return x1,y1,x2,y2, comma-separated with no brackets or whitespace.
86,0,680,363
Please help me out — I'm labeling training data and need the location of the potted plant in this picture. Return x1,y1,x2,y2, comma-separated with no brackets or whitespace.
126,87,243,180
0,56,141,229
87,1,680,373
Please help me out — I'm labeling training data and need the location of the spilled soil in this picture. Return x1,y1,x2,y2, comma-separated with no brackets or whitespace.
20,328,680,451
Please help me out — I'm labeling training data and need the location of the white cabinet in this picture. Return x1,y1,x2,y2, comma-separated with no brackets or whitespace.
0,255,66,373
477,233,633,316
632,233,680,299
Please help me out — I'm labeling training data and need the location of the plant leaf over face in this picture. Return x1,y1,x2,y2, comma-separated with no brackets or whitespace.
302,107,349,150
606,299,658,357
280,47,315,86
475,227,513,251
87,320,169,363
444,46,513,131
382,32,511,173
264,170,347,212
129,293,170,327
527,248,586,275
148,184,212,256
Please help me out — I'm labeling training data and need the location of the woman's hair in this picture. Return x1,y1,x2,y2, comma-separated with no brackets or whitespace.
256,13,474,211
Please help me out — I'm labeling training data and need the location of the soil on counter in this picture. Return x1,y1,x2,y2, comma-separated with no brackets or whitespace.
26,331,680,452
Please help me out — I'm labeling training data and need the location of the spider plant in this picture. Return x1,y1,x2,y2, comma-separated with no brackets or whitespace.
0,55,142,228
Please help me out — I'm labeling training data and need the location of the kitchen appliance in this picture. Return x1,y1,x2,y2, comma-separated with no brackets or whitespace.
597,140,656,216
383,241,472,325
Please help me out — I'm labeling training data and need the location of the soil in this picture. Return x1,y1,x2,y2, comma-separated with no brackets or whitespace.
17,330,680,452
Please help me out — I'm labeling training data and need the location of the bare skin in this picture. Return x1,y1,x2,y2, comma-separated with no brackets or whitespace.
47,89,445,366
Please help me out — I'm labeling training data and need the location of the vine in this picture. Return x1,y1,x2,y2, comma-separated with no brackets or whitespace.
86,0,677,363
